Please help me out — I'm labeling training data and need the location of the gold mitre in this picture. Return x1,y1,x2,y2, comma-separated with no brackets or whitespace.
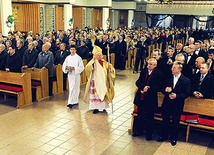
92,46,102,55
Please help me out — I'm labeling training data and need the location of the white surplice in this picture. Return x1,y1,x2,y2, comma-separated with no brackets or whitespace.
62,54,84,105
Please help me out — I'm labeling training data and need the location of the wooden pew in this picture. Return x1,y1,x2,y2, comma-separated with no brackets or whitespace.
23,68,49,101
0,71,32,108
183,98,214,142
52,65,63,95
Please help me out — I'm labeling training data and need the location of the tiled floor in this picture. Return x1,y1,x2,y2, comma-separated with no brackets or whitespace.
0,69,214,155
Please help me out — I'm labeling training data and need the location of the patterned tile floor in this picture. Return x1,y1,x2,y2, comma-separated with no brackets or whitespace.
0,69,213,155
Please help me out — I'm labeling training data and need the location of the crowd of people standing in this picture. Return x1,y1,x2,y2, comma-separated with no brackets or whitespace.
0,26,214,137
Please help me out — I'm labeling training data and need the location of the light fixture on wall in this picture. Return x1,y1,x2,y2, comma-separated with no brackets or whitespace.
158,0,173,4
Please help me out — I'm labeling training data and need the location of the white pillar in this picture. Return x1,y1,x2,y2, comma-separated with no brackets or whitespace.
102,8,109,31
64,4,73,30
0,0,13,36
128,10,134,28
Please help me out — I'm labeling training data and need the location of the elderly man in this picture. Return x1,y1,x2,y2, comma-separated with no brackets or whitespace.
0,44,7,71
172,43,185,60
22,42,39,69
186,44,198,67
132,58,163,140
83,46,115,114
33,42,54,96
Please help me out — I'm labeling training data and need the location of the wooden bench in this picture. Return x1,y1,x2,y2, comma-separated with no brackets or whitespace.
129,92,214,142
52,64,63,95
183,98,214,142
0,71,32,108
22,68,49,101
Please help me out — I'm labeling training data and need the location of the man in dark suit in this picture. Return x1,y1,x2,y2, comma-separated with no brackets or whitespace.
194,40,208,61
55,43,70,91
153,49,169,76
132,58,163,140
0,44,8,71
16,39,26,65
22,42,39,69
98,34,109,56
114,34,127,70
172,43,186,61
76,40,89,60
133,36,148,74
5,45,22,73
208,49,214,75
157,61,190,146
54,43,69,65
34,33,43,52
192,63,214,99
186,44,198,67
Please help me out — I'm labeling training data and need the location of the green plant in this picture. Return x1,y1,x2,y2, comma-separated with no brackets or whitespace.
6,15,15,27
106,18,110,25
69,18,74,26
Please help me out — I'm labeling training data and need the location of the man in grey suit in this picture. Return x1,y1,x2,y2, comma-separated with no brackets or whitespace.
33,42,54,96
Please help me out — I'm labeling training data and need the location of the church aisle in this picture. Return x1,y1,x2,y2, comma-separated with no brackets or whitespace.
0,70,213,155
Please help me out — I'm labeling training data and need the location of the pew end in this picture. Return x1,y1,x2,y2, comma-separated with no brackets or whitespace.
0,72,32,108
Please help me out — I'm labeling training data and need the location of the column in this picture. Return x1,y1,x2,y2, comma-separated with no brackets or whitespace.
128,10,134,28
0,0,13,36
102,8,109,31
64,4,73,30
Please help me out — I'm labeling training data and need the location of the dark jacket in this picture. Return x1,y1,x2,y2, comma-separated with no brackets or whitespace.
22,48,39,68
0,50,8,70
193,73,214,99
134,68,163,107
54,49,69,65
5,52,22,72
76,45,89,60
162,74,190,112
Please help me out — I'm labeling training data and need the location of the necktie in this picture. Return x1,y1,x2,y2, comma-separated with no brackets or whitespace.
198,75,204,90
200,75,204,82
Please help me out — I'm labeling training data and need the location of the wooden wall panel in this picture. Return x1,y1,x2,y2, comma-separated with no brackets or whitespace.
109,10,113,28
55,5,64,31
23,4,40,34
12,4,24,32
12,3,40,34
92,8,102,29
73,7,83,29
